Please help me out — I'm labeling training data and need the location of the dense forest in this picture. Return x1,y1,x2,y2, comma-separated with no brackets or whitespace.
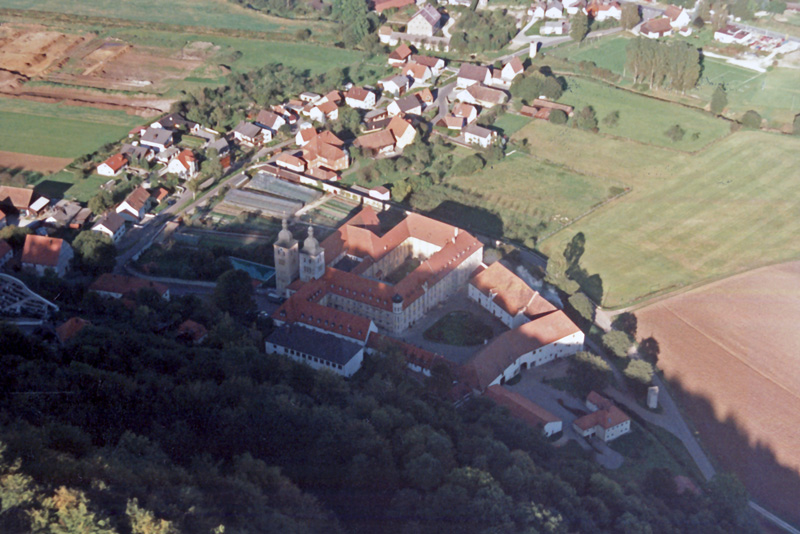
0,274,760,534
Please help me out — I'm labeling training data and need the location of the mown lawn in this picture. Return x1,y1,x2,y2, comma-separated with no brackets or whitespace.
0,98,141,158
558,76,730,151
0,0,337,35
423,311,494,346
493,113,531,136
518,121,800,308
410,151,623,245
34,171,109,203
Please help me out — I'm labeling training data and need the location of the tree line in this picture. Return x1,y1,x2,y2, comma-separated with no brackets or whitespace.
625,38,701,92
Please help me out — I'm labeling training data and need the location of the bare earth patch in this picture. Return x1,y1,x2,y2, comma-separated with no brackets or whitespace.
0,150,71,172
637,261,800,525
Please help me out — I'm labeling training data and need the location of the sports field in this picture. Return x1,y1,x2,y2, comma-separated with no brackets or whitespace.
560,76,730,150
519,122,800,307
0,97,142,159
0,0,336,35
410,151,622,244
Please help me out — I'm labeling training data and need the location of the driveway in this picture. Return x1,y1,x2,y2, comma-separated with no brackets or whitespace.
432,81,457,125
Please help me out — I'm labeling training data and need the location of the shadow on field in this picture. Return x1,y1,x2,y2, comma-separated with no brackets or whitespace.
34,180,72,200
426,201,504,237
666,374,800,529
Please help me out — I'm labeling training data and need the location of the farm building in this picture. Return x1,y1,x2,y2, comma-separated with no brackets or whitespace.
485,386,563,437
97,154,129,176
408,4,443,36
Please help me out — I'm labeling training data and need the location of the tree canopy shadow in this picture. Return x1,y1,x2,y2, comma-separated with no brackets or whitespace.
426,200,504,237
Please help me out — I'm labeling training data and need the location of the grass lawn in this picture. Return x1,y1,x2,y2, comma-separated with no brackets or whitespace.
423,311,494,346
550,35,631,75
0,98,142,158
33,171,112,202
0,0,337,35
493,113,531,137
559,76,730,151
610,420,702,483
518,121,800,308
179,135,207,150
411,151,623,245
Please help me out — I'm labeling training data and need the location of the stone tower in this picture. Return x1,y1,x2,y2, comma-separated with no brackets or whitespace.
300,226,325,282
274,219,299,292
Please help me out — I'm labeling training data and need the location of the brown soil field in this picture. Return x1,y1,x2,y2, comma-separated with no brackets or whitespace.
637,261,800,525
0,86,172,116
0,25,88,77
0,151,71,173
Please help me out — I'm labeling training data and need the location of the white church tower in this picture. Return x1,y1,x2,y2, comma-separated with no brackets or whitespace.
300,226,325,282
274,219,299,292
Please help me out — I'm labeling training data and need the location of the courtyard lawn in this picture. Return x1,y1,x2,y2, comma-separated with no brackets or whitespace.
518,121,800,308
0,98,142,159
423,311,494,346
0,0,337,35
493,112,532,136
558,76,730,151
411,151,623,245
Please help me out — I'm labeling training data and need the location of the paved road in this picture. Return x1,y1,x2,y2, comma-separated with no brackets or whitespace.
432,81,457,125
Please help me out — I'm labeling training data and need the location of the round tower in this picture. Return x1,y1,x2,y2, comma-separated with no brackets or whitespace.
300,226,325,281
274,219,299,292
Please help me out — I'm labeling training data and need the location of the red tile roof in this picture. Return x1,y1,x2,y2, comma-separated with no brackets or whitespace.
402,62,430,80
389,43,413,61
504,56,524,75
101,153,128,173
122,186,152,212
463,310,582,389
355,129,396,150
177,319,208,342
587,390,614,410
485,385,560,427
0,186,35,210
469,262,556,321
388,115,414,139
410,55,443,69
318,130,345,146
151,187,169,202
574,405,629,431
276,152,307,169
90,273,169,298
346,87,373,102
273,284,373,342
21,235,64,267
175,149,195,171
641,17,672,34
56,317,90,343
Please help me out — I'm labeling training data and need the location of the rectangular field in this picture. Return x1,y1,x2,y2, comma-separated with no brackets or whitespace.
0,103,141,159
410,152,623,244
559,76,730,151
528,124,800,307
0,0,336,35
34,171,110,202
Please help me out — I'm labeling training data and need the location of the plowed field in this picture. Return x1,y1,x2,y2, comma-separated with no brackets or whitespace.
637,262,800,525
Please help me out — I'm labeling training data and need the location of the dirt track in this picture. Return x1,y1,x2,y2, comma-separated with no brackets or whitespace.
638,261,800,526
0,150,71,173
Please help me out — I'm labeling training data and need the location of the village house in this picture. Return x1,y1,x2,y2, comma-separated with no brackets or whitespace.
639,17,673,38
150,187,169,205
177,319,208,345
563,0,587,15
378,25,399,45
407,4,443,36
457,84,508,108
364,108,392,132
457,64,491,87
155,146,179,165
0,186,36,217
355,129,397,156
441,115,465,130
388,115,417,149
388,43,413,66
592,1,621,20
20,235,73,277
410,54,446,76
302,134,349,172
140,128,174,152
165,149,198,178
300,91,321,104
207,137,230,157
44,200,82,229
541,20,568,35
255,110,287,133
116,186,153,223
402,62,433,85
714,24,751,44
90,273,170,300
232,121,268,145
345,87,377,110
150,113,198,132
379,74,411,97
121,143,154,163
388,94,423,116
91,211,127,242
463,124,496,147
309,100,339,123
665,4,691,28
296,126,318,147
545,0,565,17
275,152,308,173
97,153,129,177
370,186,391,201
55,317,90,344
0,239,12,269
501,56,524,84
469,261,558,329
28,197,50,218
485,385,563,437
461,309,584,390
573,392,631,442
452,102,478,124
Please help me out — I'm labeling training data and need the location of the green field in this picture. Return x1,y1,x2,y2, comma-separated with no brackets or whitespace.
410,151,622,245
35,171,109,203
0,98,142,158
518,121,800,307
559,77,730,151
551,36,631,75
493,113,531,136
0,0,335,35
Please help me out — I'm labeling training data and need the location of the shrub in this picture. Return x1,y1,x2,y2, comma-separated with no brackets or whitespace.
602,110,620,128
741,110,762,129
575,106,598,132
602,330,633,358
624,359,655,388
549,109,568,125
665,124,685,142
452,154,485,176
568,292,594,322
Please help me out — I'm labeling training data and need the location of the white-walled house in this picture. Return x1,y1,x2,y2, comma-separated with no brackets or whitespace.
665,4,691,28
116,186,153,223
165,149,197,178
457,63,491,87
573,392,631,442
541,20,568,35
20,235,73,277
463,123,496,148
265,323,365,378
594,1,621,21
501,57,524,83
407,4,443,36
345,87,377,110
91,211,127,242
97,154,128,177
462,310,585,390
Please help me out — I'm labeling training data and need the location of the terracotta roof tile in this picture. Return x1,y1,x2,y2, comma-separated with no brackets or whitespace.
101,153,128,173
469,261,556,320
21,235,64,267
574,405,629,431
485,385,561,427
90,273,169,298
56,317,90,343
